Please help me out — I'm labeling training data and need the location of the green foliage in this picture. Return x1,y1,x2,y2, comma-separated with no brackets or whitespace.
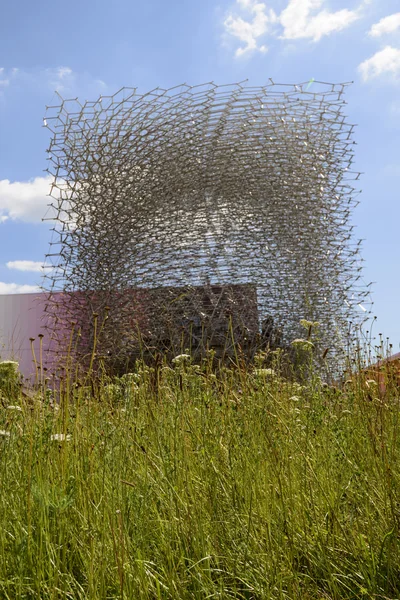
0,356,399,599
0,360,21,399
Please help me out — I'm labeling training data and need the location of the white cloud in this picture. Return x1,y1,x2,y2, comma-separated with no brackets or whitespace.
369,13,400,37
0,66,107,96
224,0,278,56
224,0,364,56
358,46,400,81
0,282,40,295
56,66,73,79
0,67,9,88
45,66,75,93
6,261,44,273
0,176,52,223
280,0,361,42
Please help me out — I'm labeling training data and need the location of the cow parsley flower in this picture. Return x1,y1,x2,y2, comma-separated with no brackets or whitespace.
50,433,71,442
172,354,191,365
254,368,275,378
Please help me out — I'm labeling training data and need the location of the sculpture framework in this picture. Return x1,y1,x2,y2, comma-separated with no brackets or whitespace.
42,81,370,371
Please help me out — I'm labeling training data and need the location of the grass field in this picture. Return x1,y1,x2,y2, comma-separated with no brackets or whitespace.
0,347,399,599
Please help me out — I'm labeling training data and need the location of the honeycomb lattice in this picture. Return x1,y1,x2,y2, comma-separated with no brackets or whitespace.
42,81,370,370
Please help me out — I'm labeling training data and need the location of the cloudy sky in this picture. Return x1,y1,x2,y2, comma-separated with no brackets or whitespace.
0,0,399,349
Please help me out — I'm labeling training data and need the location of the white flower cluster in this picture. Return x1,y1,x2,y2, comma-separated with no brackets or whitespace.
254,368,275,378
291,339,314,350
50,433,71,442
172,354,191,366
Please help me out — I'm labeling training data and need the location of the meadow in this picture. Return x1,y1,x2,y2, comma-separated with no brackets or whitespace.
0,341,399,599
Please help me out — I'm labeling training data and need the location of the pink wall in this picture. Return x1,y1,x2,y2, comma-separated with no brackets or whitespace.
0,293,49,382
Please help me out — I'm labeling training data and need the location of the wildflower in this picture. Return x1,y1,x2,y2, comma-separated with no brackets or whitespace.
0,361,20,379
105,383,122,398
291,338,314,350
300,319,320,330
7,405,22,412
120,372,140,384
0,430,10,437
254,368,275,378
172,354,191,365
254,350,268,367
291,382,304,392
0,360,19,368
50,433,71,442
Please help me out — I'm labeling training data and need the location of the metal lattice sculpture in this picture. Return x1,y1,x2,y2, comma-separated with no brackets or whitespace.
42,81,370,371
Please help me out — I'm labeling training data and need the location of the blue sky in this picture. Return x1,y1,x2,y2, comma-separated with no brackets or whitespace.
0,0,399,350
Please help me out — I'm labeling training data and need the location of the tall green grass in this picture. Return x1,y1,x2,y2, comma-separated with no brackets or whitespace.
0,351,399,599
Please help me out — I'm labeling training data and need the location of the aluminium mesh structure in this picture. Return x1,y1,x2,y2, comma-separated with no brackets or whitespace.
42,81,370,371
